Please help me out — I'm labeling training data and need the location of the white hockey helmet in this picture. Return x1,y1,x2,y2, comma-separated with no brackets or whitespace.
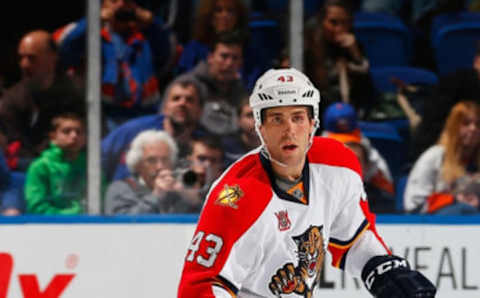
249,68,320,129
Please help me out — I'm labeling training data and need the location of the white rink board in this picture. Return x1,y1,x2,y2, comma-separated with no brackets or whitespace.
0,223,479,298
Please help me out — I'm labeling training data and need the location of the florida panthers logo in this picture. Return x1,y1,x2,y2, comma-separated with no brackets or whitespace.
268,225,325,298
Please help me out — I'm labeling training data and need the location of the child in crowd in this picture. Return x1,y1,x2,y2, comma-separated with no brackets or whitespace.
25,112,88,214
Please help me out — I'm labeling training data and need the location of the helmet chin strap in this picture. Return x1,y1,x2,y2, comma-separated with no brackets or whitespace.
260,148,289,168
256,125,288,168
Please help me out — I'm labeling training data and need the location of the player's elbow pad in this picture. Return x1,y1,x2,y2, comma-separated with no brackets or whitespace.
361,255,436,298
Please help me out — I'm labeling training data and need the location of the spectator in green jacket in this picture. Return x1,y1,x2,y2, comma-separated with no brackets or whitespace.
25,111,87,214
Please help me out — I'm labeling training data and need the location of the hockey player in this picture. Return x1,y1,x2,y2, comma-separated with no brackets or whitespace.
178,68,436,297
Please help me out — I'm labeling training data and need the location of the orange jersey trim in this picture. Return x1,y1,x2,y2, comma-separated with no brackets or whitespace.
287,181,307,204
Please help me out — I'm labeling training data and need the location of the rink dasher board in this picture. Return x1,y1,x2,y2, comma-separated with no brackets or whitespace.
0,215,478,298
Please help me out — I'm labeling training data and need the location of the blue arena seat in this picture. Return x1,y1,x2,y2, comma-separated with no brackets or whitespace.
248,19,283,58
431,12,480,75
368,66,438,156
245,18,283,89
369,66,438,93
433,22,480,75
358,121,406,178
353,12,412,67
431,11,480,40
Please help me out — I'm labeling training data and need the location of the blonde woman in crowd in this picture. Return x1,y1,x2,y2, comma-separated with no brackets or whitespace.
404,100,480,214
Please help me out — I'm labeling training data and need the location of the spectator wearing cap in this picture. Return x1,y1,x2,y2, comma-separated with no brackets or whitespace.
322,102,395,213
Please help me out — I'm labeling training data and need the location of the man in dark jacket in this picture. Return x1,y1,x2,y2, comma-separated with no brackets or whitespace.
0,30,83,170
187,32,248,136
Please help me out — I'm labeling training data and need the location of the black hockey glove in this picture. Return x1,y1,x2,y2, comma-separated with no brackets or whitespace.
361,255,436,298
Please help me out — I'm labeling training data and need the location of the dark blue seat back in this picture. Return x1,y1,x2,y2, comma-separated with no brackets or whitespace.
370,66,438,93
368,66,438,166
353,12,411,66
433,22,480,75
358,121,406,178
431,12,480,75
248,19,283,61
245,18,283,89
431,12,480,40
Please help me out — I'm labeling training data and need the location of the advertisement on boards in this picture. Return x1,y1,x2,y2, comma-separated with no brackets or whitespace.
0,222,478,297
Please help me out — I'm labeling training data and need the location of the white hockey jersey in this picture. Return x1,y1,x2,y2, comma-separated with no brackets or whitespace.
178,137,390,298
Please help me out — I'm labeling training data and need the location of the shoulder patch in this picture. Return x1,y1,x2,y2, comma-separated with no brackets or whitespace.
200,152,272,224
215,184,244,209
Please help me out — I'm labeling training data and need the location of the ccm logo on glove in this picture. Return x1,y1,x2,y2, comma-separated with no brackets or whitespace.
365,257,409,290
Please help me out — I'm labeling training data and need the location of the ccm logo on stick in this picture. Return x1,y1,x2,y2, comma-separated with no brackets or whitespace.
0,252,75,298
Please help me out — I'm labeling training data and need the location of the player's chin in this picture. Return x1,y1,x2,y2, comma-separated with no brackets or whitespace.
279,153,302,164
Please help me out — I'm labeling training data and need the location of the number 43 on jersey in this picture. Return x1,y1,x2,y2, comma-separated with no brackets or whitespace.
186,231,224,268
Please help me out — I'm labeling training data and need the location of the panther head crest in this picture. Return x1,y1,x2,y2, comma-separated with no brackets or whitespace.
292,225,325,293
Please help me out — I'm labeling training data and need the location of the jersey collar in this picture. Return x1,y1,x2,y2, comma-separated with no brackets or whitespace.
259,153,310,205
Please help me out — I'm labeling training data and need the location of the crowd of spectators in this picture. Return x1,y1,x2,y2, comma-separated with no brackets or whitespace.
1,0,480,216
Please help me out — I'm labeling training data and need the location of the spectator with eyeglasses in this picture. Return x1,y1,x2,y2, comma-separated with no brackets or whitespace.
104,130,201,214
